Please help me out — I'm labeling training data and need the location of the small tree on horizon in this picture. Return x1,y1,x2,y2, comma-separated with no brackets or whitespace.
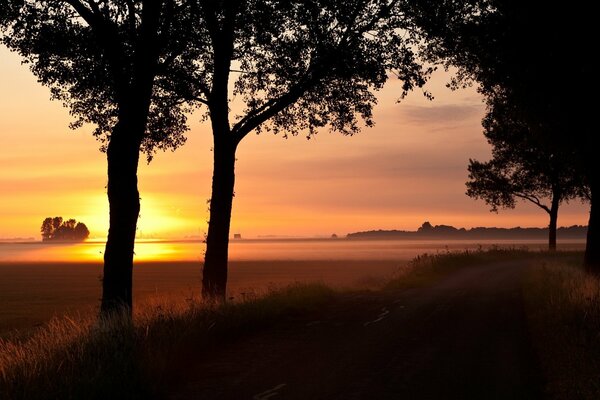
41,216,90,241
192,0,432,300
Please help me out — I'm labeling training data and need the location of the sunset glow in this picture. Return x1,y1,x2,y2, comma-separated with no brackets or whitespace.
0,47,590,241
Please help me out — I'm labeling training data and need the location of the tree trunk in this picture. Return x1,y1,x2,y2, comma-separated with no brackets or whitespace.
585,180,599,272
202,137,237,301
100,121,142,316
548,192,560,251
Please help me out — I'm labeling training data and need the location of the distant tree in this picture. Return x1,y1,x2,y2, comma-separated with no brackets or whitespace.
40,217,90,241
3,1,200,314
466,97,587,251
74,222,91,240
40,217,56,241
419,221,434,232
51,216,63,232
192,0,431,299
411,0,597,269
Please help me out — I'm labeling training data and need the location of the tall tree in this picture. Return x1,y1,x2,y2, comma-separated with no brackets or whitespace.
2,1,199,314
191,0,431,299
411,0,597,269
467,97,587,251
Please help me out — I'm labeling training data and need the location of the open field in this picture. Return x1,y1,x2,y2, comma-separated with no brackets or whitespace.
0,260,400,337
0,239,586,337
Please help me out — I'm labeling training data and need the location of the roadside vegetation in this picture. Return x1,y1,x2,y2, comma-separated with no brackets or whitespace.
525,254,600,399
2,248,598,399
0,284,334,400
385,246,533,290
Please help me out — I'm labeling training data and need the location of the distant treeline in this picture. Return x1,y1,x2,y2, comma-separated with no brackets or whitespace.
347,221,588,240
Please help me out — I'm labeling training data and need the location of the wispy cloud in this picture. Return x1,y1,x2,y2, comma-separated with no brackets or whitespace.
396,104,484,125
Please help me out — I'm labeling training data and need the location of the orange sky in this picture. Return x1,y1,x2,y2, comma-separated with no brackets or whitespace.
0,47,590,240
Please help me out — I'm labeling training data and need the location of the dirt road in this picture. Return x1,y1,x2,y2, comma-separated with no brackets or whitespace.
171,261,542,399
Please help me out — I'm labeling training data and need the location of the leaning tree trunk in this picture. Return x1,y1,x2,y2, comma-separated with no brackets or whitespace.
585,179,599,272
548,192,560,251
202,136,237,301
100,120,143,316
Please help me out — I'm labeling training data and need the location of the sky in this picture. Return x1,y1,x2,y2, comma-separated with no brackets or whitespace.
0,46,590,240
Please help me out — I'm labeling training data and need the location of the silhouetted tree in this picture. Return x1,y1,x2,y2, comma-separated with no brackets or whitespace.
3,1,200,314
411,0,597,269
192,0,431,299
74,222,91,240
40,216,90,241
40,217,56,241
467,97,587,251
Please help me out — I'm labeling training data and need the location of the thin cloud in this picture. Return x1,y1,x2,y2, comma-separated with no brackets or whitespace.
398,104,483,125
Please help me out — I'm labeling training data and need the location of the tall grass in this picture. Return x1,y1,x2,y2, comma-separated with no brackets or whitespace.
0,283,333,400
525,254,600,399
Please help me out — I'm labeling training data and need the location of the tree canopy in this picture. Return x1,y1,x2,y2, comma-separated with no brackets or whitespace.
412,0,597,264
466,96,586,213
41,217,90,241
193,0,432,142
2,0,200,158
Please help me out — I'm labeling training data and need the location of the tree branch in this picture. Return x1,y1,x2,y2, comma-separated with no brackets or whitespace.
514,192,551,213
64,0,96,26
231,77,315,143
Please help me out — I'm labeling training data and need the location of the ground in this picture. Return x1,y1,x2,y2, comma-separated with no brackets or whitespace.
170,260,542,399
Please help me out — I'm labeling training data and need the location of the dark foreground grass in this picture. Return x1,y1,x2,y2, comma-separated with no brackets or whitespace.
525,253,600,399
0,284,334,400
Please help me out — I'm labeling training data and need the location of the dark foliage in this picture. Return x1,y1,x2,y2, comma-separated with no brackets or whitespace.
466,96,588,249
2,0,200,157
411,0,597,263
41,216,90,241
193,0,432,298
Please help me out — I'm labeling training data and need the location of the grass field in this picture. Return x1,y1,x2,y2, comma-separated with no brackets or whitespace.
0,260,400,337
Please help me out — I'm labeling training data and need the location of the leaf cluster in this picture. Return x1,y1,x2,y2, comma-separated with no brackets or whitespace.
2,0,203,160
192,0,433,142
2,0,434,157
412,0,595,169
466,95,587,213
